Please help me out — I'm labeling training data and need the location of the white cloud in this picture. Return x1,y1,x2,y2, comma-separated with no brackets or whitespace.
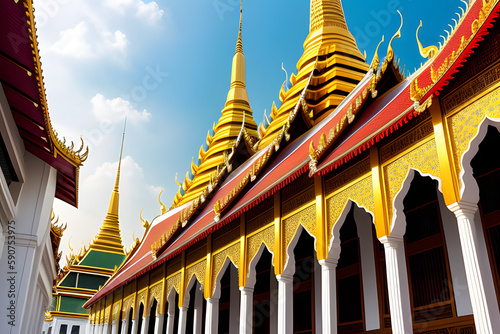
50,21,129,59
103,30,128,53
104,0,133,14
51,21,93,58
137,1,164,23
105,0,164,23
90,93,151,123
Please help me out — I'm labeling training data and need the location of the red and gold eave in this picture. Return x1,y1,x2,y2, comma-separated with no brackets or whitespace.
85,0,500,307
0,0,87,207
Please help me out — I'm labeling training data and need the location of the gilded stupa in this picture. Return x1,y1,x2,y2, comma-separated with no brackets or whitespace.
43,131,128,332
173,0,259,207
258,0,370,149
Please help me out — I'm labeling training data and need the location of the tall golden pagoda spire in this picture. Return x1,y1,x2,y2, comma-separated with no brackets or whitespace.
173,0,258,207
258,0,369,149
90,123,126,254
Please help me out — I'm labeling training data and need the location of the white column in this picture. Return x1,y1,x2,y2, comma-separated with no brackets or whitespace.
130,319,138,334
193,287,204,334
111,321,118,334
379,236,413,333
354,208,381,330
229,266,240,334
314,259,322,334
177,306,188,334
276,274,293,334
103,323,110,334
205,298,219,334
319,259,338,334
120,318,128,334
166,301,176,334
269,274,278,334
239,287,254,334
448,202,500,333
154,314,164,334
140,316,149,334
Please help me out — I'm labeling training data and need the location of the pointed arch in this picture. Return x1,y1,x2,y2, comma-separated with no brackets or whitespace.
456,117,500,204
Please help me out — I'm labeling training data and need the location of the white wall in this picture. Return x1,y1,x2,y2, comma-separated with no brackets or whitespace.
0,152,57,334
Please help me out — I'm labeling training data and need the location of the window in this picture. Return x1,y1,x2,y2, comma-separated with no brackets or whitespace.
70,325,80,334
59,324,68,334
403,174,455,325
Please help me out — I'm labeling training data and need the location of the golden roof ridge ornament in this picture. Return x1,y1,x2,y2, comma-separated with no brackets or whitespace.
90,120,126,254
371,35,385,70
416,21,439,60
386,10,403,64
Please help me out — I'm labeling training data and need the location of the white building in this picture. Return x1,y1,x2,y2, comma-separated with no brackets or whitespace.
0,1,87,333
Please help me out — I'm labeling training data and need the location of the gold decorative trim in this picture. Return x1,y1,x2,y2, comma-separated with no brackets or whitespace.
212,242,240,284
148,282,163,315
247,225,275,268
448,85,500,189
383,137,441,219
442,61,500,113
283,205,316,252
326,175,374,241
185,259,207,288
325,158,371,195
166,272,182,296
380,119,434,163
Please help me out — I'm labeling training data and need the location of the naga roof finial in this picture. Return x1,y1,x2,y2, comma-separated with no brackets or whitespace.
416,21,439,59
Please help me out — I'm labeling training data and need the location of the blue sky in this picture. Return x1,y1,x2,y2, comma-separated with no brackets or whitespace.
33,0,467,261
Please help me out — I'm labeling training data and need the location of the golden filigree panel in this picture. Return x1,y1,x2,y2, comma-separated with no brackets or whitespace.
122,294,135,316
149,281,163,307
283,205,316,252
166,272,182,295
384,138,441,218
247,225,275,268
212,242,240,283
326,175,374,241
104,295,112,323
112,302,121,322
448,86,500,187
325,158,371,195
185,259,206,288
136,288,148,309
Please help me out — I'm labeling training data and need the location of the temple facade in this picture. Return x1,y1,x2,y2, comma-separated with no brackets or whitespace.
84,1,500,334
0,1,87,334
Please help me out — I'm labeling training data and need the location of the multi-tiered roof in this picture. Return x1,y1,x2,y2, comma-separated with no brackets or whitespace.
173,0,259,207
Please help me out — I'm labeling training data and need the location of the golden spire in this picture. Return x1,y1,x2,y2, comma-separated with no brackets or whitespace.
90,121,126,254
227,0,249,106
173,0,258,206
235,0,243,54
258,0,369,149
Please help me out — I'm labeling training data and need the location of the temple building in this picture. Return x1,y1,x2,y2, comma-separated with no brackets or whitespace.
0,1,87,334
85,0,500,334
43,134,130,334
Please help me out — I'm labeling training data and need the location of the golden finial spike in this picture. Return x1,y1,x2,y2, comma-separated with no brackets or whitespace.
371,35,384,70
175,173,182,187
235,0,243,54
387,10,403,63
114,118,126,192
68,236,73,253
416,21,438,59
158,190,167,215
